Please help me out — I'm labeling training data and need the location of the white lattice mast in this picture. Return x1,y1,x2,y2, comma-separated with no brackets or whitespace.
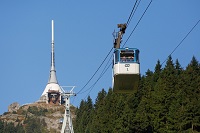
61,86,76,133
40,20,62,103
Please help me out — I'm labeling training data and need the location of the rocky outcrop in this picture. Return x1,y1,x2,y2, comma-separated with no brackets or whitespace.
8,102,20,113
1,102,76,133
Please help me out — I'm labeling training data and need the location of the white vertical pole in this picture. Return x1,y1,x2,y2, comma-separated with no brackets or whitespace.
52,20,54,43
51,20,55,70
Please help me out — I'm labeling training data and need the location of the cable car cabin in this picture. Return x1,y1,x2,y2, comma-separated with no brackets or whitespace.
112,47,140,93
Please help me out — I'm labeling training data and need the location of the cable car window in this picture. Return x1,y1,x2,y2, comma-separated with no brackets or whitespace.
135,50,139,63
115,50,119,63
120,50,134,62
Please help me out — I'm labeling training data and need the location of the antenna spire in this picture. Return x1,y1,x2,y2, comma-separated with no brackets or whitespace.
52,20,54,44
48,20,58,83
51,20,55,71
40,20,62,103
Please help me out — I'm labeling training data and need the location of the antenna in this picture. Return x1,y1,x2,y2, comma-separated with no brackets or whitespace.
52,20,54,44
48,19,57,83
51,20,55,71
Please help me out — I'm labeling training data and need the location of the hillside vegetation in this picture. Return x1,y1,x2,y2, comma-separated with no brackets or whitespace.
0,102,76,133
74,56,200,133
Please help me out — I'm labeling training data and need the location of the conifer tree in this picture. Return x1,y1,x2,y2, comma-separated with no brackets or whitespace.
134,70,154,132
85,96,94,132
153,60,162,83
168,59,184,131
182,56,200,131
175,59,183,75
150,56,177,132
74,100,86,132
90,89,107,132
74,96,94,133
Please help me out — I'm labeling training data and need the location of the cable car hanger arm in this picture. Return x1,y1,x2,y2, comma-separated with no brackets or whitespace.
113,23,127,49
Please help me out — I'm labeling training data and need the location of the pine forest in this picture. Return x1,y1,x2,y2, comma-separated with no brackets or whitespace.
74,56,200,133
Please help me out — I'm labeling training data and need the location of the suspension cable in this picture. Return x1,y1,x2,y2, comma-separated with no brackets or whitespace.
80,54,113,95
123,0,152,48
127,0,139,27
128,0,142,27
76,47,113,94
161,19,200,65
84,59,112,100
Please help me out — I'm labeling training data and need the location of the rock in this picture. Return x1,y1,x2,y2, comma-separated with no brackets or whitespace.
1,102,76,132
8,102,20,113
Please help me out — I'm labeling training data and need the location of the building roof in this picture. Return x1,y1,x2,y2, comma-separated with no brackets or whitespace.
41,83,62,96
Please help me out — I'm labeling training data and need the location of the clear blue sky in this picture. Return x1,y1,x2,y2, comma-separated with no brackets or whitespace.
1,0,200,115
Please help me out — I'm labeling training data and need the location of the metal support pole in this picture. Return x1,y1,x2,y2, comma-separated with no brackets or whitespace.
61,86,76,133
113,23,127,49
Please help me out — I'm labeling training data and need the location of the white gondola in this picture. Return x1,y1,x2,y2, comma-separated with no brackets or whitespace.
112,47,140,93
